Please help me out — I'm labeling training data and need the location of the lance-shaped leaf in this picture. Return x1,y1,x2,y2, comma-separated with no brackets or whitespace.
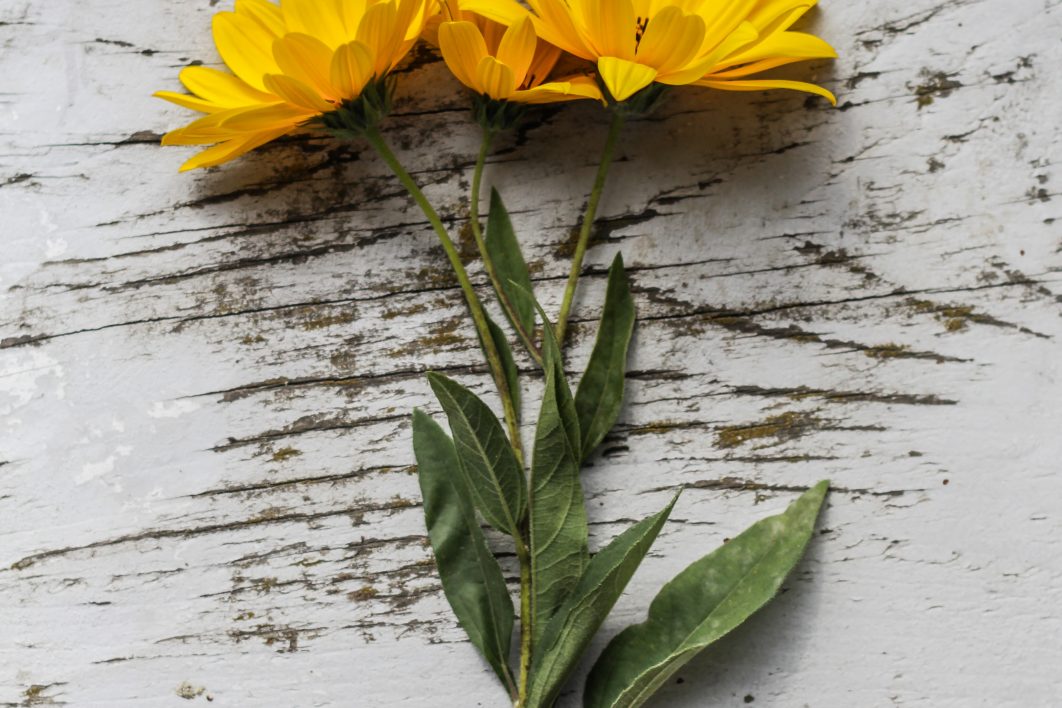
427,372,527,537
529,303,588,646
526,493,680,708
412,410,516,695
575,253,635,461
486,188,536,345
583,481,830,708
483,312,522,422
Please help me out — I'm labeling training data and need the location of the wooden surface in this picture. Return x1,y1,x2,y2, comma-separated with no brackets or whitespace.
2,0,1061,705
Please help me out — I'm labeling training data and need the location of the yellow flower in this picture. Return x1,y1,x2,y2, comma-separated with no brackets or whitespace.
435,14,602,104
156,0,432,171
461,0,837,104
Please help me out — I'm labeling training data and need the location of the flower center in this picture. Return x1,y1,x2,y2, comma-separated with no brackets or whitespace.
635,16,649,46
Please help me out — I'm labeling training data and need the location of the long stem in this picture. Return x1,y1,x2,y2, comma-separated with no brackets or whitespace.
470,129,544,366
515,534,533,706
470,132,537,707
554,111,625,345
364,127,524,464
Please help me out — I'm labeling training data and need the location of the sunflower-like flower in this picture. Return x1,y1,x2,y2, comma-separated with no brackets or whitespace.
462,0,837,105
435,15,601,106
156,0,431,171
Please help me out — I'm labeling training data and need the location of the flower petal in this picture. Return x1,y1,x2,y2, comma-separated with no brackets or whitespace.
263,73,335,111
698,0,758,51
658,20,757,85
438,20,489,90
524,40,562,88
330,41,376,100
496,16,537,88
273,33,337,98
512,75,603,103
636,7,705,75
154,91,228,115
212,11,281,91
476,55,516,99
179,66,274,106
747,0,815,34
581,0,637,60
281,0,348,47
235,0,287,36
219,102,317,131
527,0,594,59
597,56,657,101
697,78,836,105
178,126,294,172
713,30,836,71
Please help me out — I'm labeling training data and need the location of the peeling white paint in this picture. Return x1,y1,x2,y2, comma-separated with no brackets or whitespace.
1,1,1060,706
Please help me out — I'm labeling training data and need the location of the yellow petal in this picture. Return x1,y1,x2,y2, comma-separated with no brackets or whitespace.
636,7,705,74
235,0,287,36
339,0,371,39
273,33,338,98
458,0,528,27
697,78,836,105
394,0,424,45
512,76,604,103
212,11,281,91
747,0,815,34
476,55,516,99
219,102,316,131
713,31,836,71
281,0,348,47
708,55,803,79
529,0,594,59
496,16,537,88
698,0,757,51
161,107,255,144
524,40,561,88
581,0,636,60
178,126,293,172
438,20,489,90
263,73,335,111
330,41,376,99
462,0,592,60
154,91,228,115
357,1,399,75
658,20,756,85
179,66,274,106
598,56,657,101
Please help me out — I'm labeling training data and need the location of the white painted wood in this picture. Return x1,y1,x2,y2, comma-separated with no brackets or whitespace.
2,0,1061,705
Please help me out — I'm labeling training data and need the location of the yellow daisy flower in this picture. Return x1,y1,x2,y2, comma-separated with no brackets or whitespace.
435,15,602,104
156,0,432,171
460,0,837,105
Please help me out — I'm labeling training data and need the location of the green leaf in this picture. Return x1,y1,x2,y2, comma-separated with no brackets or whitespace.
583,481,830,708
426,372,527,537
529,291,580,456
484,312,521,422
486,187,536,341
412,410,516,695
529,346,588,647
575,253,635,461
526,493,680,708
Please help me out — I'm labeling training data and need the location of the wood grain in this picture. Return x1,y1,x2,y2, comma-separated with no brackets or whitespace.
2,0,1060,705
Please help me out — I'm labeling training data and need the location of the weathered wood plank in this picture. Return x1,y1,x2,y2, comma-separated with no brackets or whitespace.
2,0,1061,705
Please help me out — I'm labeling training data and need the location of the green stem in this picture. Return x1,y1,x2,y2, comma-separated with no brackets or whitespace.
515,534,533,706
470,129,544,366
554,111,625,346
470,130,537,708
364,127,524,464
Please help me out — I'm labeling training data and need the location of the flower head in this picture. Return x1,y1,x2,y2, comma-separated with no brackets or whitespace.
156,0,432,171
434,14,601,106
462,0,837,105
